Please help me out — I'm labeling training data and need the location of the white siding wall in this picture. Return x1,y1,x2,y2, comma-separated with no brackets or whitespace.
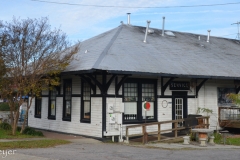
158,98,172,131
28,75,235,138
28,76,102,138
196,79,234,130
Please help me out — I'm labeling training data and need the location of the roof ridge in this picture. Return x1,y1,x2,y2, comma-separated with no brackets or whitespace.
92,25,123,69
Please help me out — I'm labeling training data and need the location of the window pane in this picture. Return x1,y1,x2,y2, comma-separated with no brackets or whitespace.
65,83,71,100
36,97,41,116
142,83,155,101
124,102,137,121
82,82,91,120
84,101,90,119
124,83,137,102
50,100,55,116
50,88,57,117
65,101,71,117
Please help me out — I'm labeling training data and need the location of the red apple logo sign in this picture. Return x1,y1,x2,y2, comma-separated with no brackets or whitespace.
143,101,150,111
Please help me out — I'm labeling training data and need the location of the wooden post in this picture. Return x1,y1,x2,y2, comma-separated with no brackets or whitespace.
206,116,209,129
142,125,148,144
158,123,161,141
174,122,178,138
126,127,129,142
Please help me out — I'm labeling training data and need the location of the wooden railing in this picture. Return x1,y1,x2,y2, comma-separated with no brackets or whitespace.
125,116,209,144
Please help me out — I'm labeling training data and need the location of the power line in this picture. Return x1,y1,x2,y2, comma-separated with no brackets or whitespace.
220,33,238,37
30,0,240,8
231,22,240,40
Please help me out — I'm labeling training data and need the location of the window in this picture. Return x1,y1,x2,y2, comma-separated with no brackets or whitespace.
81,82,91,123
35,96,42,118
123,79,157,124
123,83,138,120
63,79,72,121
217,88,236,107
48,88,58,120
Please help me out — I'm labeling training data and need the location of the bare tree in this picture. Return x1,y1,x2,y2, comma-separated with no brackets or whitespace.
0,17,79,135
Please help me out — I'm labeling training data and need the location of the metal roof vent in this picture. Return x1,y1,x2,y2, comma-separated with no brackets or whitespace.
162,17,165,36
143,20,151,43
127,13,131,25
207,30,211,42
148,29,154,34
165,31,175,37
142,29,154,34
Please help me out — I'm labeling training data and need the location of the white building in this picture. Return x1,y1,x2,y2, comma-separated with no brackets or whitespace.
28,19,240,139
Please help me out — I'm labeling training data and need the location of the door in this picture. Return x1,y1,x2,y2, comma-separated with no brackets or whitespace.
172,91,188,127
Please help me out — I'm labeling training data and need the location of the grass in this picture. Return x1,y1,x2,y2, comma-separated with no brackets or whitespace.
227,138,240,146
213,132,240,146
0,139,71,150
0,128,71,149
0,129,43,139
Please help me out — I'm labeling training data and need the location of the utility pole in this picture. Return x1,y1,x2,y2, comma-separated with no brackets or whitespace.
231,21,240,40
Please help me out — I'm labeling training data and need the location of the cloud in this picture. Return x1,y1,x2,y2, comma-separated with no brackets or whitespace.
1,0,239,41
42,0,175,33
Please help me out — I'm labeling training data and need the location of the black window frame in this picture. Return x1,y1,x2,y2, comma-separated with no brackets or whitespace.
80,81,91,123
48,87,58,120
122,78,157,124
62,79,72,121
34,96,42,118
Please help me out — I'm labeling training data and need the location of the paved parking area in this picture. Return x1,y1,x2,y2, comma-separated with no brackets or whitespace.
2,130,240,160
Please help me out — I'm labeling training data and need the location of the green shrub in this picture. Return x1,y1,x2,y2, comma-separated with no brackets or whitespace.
0,122,12,130
17,126,21,132
23,127,43,136
213,132,222,144
0,102,10,111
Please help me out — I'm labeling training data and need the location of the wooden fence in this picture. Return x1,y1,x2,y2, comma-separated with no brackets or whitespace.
125,116,209,144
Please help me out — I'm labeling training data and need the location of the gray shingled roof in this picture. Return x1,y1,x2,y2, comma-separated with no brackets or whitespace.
64,24,240,79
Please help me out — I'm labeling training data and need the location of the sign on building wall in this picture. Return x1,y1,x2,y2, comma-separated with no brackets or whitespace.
169,81,190,90
217,88,236,107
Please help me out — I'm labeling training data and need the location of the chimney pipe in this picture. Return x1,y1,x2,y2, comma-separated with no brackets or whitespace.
127,13,131,25
162,16,165,36
143,20,151,43
207,30,211,42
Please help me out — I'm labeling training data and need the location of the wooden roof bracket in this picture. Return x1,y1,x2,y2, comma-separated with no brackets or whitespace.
161,77,175,96
196,78,208,98
116,75,129,95
106,74,117,93
78,74,96,94
87,74,103,94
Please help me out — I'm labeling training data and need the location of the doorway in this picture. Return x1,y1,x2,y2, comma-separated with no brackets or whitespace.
172,91,188,127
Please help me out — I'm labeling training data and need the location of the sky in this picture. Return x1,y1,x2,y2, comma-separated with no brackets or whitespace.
0,0,240,43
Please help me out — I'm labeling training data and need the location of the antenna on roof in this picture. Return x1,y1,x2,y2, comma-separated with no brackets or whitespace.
231,21,240,40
